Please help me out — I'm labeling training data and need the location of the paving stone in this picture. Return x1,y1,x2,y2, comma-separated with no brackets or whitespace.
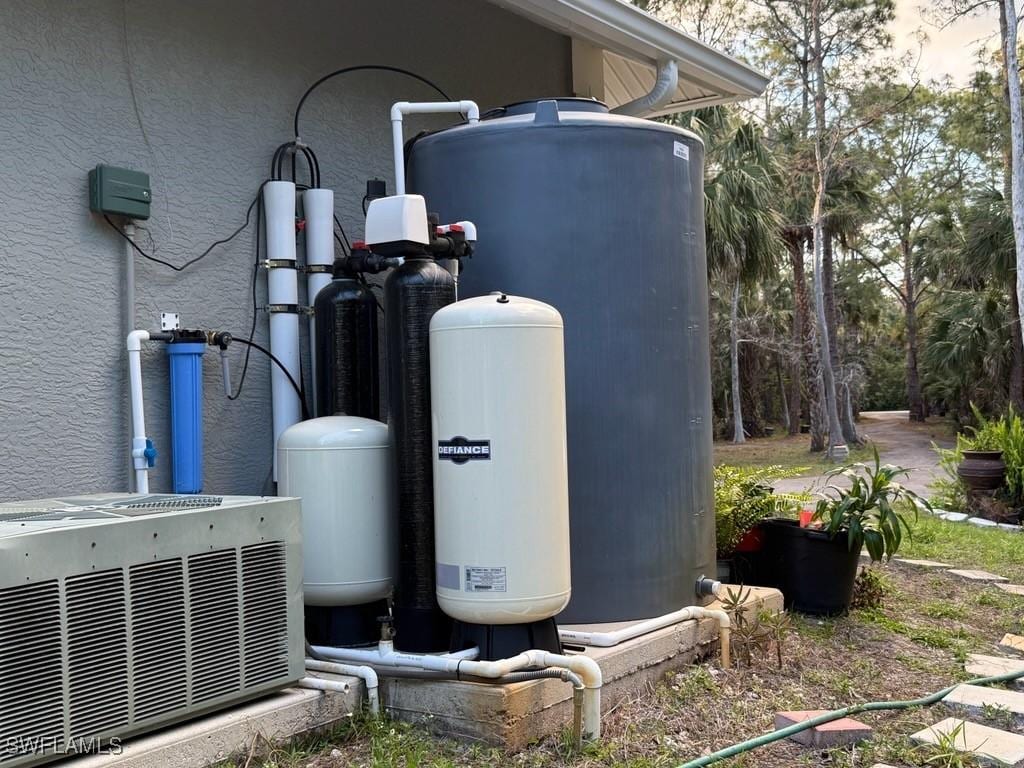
948,569,1010,583
938,512,970,522
1002,635,1024,655
774,710,873,747
965,654,1024,687
969,517,1000,528
894,558,952,569
944,684,1024,724
1000,524,1023,533
911,717,1024,766
998,584,1024,597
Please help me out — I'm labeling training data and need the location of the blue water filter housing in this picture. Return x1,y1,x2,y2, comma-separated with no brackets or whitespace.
167,341,206,493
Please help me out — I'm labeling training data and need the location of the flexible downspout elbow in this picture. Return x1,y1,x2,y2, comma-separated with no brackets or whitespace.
611,60,679,117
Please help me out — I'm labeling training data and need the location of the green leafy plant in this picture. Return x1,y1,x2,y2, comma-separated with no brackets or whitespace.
814,447,929,561
933,405,1024,509
851,566,890,610
714,464,806,557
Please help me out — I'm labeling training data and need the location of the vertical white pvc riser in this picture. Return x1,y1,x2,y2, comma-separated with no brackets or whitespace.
264,181,302,481
302,188,335,414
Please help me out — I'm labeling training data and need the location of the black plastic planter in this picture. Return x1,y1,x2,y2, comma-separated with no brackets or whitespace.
760,518,861,616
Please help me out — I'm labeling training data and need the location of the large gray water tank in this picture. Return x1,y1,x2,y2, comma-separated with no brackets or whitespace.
408,98,714,623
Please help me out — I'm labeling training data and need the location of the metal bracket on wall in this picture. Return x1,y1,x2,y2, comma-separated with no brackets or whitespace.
263,303,312,316
160,312,181,331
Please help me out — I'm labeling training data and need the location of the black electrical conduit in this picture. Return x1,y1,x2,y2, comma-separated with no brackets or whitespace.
675,667,1024,768
230,337,310,420
292,65,451,140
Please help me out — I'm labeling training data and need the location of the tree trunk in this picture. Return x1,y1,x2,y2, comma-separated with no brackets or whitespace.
999,1,1024,411
1011,290,1024,410
903,238,925,422
810,0,847,459
1002,0,1024,376
777,355,791,432
787,235,804,435
823,229,860,444
730,278,745,443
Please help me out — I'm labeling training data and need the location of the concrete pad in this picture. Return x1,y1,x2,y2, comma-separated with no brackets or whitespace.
774,710,873,747
1002,635,1024,655
944,684,1024,727
911,717,1024,766
894,558,952,569
938,512,970,522
966,654,1024,687
948,569,1010,583
997,584,1024,597
67,675,363,768
970,517,1000,528
385,585,784,747
1000,524,1023,533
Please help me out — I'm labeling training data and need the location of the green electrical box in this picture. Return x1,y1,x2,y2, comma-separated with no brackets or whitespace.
89,164,152,220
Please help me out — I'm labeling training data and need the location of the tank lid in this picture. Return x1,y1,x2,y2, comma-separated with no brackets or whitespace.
430,294,563,332
488,98,608,118
278,416,388,450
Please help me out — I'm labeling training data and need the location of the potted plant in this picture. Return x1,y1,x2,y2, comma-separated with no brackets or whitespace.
714,465,803,583
760,449,927,616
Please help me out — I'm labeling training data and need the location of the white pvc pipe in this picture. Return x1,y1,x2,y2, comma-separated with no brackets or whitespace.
302,188,335,414
264,181,302,480
298,676,352,694
390,100,480,195
124,223,137,491
305,658,380,715
126,330,151,494
559,606,732,669
312,643,602,742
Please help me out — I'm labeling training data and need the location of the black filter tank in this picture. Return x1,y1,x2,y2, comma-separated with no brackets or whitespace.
313,263,379,419
307,261,384,647
385,254,455,651
408,98,715,624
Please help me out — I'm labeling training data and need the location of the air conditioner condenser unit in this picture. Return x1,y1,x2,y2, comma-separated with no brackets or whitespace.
0,494,304,767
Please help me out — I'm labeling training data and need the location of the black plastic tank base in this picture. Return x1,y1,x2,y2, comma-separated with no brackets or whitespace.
450,619,562,662
305,601,389,648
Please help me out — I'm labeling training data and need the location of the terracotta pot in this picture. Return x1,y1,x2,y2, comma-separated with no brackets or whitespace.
957,450,1007,491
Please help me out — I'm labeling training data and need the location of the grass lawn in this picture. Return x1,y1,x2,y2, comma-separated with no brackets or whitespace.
713,431,876,473
225,513,1024,768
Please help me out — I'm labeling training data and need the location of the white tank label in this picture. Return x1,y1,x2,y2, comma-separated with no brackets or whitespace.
465,566,506,593
673,141,689,160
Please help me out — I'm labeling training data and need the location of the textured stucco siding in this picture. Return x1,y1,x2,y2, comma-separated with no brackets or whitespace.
0,0,570,500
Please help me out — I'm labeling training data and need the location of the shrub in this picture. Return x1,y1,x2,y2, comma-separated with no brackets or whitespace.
714,464,805,558
933,405,1024,509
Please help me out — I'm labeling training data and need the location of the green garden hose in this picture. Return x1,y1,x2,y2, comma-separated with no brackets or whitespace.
676,668,1024,768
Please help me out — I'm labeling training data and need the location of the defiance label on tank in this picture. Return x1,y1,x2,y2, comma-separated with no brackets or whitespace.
437,436,491,464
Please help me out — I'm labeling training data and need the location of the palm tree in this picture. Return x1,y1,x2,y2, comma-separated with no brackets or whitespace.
691,108,784,443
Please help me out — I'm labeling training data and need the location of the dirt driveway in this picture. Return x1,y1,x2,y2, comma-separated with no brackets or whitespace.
773,410,955,498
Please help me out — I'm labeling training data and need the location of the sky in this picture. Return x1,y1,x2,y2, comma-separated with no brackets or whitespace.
892,1,1001,86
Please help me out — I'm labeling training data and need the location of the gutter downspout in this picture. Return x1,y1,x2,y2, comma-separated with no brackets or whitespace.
610,60,679,117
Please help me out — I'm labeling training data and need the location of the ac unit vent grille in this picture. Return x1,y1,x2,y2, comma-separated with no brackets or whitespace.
130,559,187,720
241,543,289,688
66,570,130,740
0,582,64,763
188,549,242,704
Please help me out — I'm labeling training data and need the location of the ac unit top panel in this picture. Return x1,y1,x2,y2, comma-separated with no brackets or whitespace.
0,494,301,586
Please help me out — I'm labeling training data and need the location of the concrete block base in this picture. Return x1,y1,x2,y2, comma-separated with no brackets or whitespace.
383,585,782,747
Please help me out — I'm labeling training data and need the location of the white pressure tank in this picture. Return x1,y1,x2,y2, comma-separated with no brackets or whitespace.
277,416,395,606
430,294,571,624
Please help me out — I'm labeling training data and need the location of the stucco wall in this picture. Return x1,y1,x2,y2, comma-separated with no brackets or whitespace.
0,0,571,500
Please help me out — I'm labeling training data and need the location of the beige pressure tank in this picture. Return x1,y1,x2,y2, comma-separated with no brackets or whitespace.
277,416,395,607
430,294,571,625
